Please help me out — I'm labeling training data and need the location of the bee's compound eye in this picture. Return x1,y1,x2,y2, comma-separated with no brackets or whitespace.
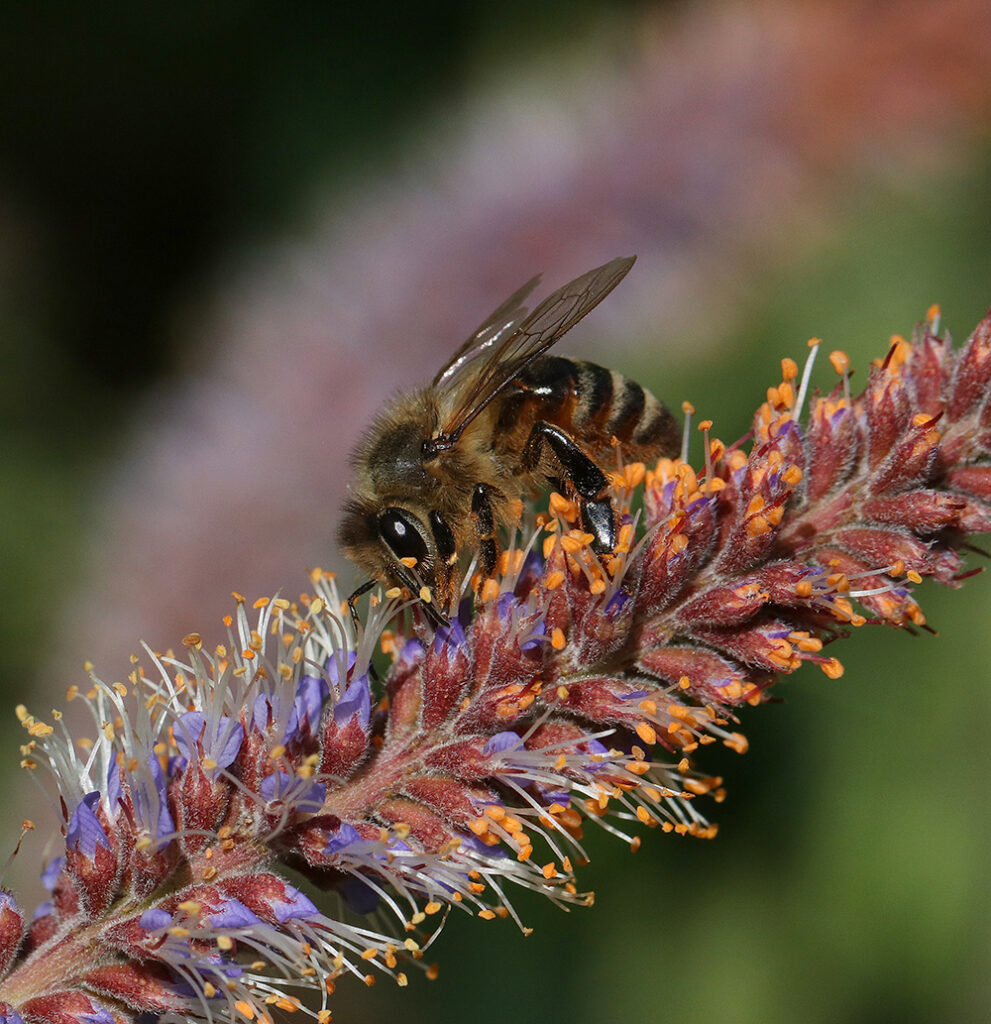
377,507,429,565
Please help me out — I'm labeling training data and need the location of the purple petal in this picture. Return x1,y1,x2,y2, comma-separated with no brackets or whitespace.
605,590,633,616
333,674,370,729
213,722,245,769
175,954,244,986
398,639,424,666
105,760,122,810
269,884,320,923
259,770,289,802
459,833,510,858
432,618,466,655
79,1009,116,1024
130,755,175,841
298,780,327,811
203,898,261,929
66,793,110,859
31,901,52,922
40,856,65,892
583,737,611,772
516,547,545,582
324,822,361,856
539,788,572,806
326,651,357,688
173,711,205,760
252,693,273,733
290,674,330,741
259,770,326,810
483,732,522,757
519,615,546,650
338,877,380,915
139,907,173,931
175,711,244,770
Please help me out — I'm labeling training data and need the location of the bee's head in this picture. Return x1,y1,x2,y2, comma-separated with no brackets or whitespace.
338,500,430,574
338,501,456,618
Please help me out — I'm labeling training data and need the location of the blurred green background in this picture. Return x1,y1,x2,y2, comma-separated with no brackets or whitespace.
2,2,990,1023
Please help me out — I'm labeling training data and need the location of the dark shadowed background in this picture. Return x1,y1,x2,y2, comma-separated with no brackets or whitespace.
2,2,991,1022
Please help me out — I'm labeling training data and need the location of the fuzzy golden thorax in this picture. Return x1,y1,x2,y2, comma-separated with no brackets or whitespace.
338,388,528,609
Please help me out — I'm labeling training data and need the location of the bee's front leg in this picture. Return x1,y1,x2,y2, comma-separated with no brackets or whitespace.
471,483,500,578
347,578,377,632
519,421,616,552
427,510,458,613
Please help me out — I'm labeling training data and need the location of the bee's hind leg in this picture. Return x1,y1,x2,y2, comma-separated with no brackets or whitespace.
519,421,616,552
579,498,617,553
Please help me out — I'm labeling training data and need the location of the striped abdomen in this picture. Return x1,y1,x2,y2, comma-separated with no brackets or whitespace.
494,355,679,459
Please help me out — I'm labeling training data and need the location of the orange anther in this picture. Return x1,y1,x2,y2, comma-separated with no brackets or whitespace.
820,658,844,679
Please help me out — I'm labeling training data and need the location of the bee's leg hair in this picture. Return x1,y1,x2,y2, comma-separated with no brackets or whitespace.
471,483,500,577
519,421,616,551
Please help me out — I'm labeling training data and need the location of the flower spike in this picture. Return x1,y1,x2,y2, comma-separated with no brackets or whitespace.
3,308,991,1024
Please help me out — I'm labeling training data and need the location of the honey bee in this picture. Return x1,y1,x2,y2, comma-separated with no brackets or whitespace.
339,256,680,626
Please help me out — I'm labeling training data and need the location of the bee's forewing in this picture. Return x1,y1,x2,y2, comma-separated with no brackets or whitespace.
432,275,542,389
434,256,636,444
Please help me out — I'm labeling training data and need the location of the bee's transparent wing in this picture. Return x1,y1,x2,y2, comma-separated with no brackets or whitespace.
432,275,543,389
433,256,636,445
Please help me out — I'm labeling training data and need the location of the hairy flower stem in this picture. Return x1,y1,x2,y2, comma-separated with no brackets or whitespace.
2,306,990,1024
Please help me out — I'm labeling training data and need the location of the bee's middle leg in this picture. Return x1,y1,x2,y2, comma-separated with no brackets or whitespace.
471,483,500,577
519,421,616,551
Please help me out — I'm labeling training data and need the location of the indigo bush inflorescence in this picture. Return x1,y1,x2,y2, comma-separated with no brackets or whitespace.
4,308,991,1024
